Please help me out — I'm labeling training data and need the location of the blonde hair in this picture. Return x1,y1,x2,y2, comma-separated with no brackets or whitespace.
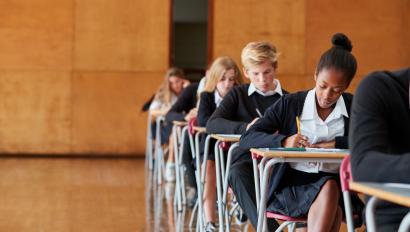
154,67,185,104
241,41,279,70
204,56,244,93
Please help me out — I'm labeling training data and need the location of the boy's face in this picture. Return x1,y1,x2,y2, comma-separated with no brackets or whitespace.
243,61,277,93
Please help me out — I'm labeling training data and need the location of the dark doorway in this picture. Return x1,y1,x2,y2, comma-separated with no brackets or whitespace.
171,0,209,81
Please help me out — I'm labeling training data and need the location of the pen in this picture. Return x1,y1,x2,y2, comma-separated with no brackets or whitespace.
256,108,262,117
296,116,301,134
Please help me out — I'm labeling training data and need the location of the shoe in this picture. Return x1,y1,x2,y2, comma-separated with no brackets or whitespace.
186,186,197,208
164,162,175,182
234,206,248,225
204,222,217,232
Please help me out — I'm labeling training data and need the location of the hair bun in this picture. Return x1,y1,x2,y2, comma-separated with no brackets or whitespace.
331,33,352,52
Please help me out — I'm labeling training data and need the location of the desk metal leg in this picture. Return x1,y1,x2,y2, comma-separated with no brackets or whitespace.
257,158,282,232
223,142,239,232
342,191,355,232
398,212,410,232
214,140,224,231
365,196,379,232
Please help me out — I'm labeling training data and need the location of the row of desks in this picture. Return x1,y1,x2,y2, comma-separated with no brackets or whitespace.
172,122,410,232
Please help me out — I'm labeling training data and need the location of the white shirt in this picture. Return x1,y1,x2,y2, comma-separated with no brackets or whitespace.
248,79,283,97
214,91,223,107
290,89,348,173
149,93,178,111
197,76,207,95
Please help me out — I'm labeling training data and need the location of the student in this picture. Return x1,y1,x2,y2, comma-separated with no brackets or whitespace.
149,67,188,115
197,56,244,230
206,41,287,230
165,81,199,204
238,33,362,231
149,67,189,143
350,68,410,231
149,67,189,182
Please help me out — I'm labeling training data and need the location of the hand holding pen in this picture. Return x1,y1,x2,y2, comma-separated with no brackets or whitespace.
281,116,310,148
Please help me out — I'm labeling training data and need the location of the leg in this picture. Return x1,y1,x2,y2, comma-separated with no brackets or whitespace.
204,160,217,223
167,136,174,163
307,179,341,232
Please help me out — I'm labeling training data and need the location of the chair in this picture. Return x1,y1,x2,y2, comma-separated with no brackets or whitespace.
340,156,356,232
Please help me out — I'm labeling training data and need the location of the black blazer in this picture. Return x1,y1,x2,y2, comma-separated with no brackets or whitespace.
197,91,217,127
165,82,199,123
240,90,353,194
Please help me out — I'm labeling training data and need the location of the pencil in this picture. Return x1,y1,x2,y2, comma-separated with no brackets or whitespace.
296,116,301,134
256,108,263,117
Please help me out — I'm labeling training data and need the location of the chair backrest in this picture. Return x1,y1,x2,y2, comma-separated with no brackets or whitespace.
188,117,198,135
340,156,352,192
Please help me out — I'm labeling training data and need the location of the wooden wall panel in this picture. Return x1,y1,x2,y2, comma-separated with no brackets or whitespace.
74,0,170,71
71,72,163,154
213,0,305,75
0,72,71,154
305,0,409,78
0,0,73,71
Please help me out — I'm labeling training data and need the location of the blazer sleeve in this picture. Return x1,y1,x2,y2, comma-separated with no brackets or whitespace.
197,92,214,127
165,84,197,123
239,97,289,150
350,76,410,183
206,89,248,134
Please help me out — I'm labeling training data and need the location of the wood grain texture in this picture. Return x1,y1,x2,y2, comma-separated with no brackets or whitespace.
0,158,146,231
71,71,163,154
74,0,170,71
0,72,71,154
0,0,73,71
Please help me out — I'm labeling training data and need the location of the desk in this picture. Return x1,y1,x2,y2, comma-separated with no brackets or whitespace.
250,148,349,232
188,126,206,229
172,120,189,211
210,134,241,232
350,182,410,232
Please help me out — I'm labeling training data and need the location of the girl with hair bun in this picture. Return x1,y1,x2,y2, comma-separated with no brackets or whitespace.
238,33,363,231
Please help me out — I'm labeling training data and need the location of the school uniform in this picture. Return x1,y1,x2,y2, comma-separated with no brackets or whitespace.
206,80,285,134
350,68,410,230
165,82,199,189
207,80,286,230
149,93,178,144
197,91,220,160
231,89,361,230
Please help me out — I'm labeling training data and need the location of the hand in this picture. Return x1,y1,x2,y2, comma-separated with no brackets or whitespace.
246,117,259,131
184,108,198,121
309,140,335,148
183,80,191,88
282,134,311,148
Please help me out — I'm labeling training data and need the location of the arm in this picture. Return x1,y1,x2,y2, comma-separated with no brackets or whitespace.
197,92,214,127
206,89,248,134
165,83,197,122
239,98,288,149
350,75,410,183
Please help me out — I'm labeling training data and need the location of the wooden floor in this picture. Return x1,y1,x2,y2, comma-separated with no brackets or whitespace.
0,157,147,232
0,157,361,232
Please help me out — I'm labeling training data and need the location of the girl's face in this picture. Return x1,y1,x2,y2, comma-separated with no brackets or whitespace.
169,75,184,95
315,68,349,109
243,61,276,93
216,69,236,97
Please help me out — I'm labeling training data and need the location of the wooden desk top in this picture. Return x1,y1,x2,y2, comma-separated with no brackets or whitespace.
350,182,410,208
193,126,206,133
149,109,166,117
250,148,349,159
210,134,241,142
172,120,188,126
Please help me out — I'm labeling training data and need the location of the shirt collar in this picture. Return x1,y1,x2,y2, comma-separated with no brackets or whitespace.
301,88,348,120
248,79,283,97
214,90,223,107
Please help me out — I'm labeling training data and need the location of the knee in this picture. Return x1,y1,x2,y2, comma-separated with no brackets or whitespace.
321,179,340,199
